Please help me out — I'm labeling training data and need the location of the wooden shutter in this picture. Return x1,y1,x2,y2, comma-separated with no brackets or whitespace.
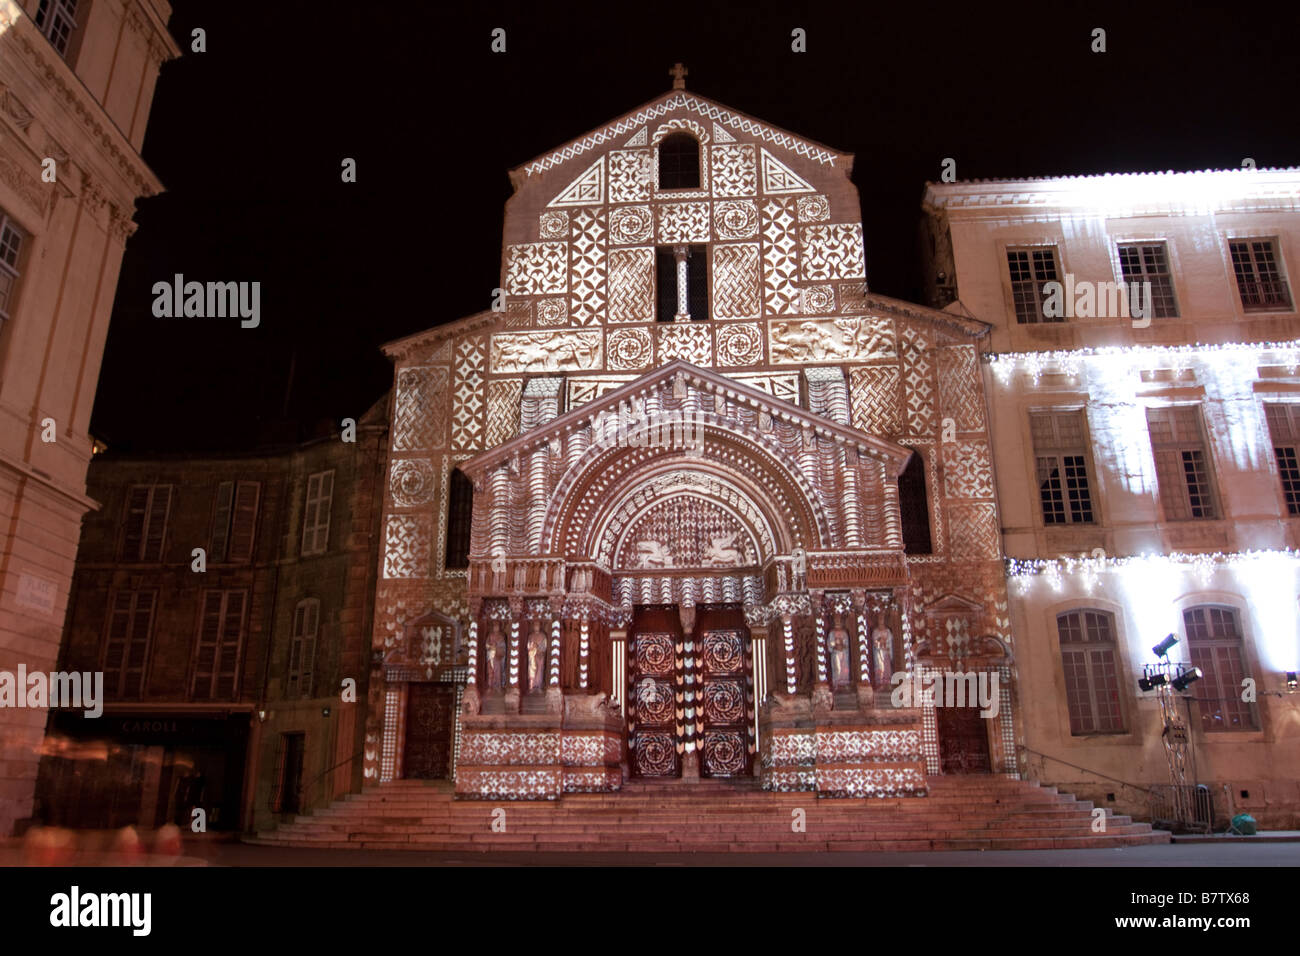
123,592,155,697
142,485,172,561
104,591,134,693
227,481,260,563
303,472,334,555
214,591,246,699
192,590,223,699
300,634,317,698
210,481,234,561
121,486,151,560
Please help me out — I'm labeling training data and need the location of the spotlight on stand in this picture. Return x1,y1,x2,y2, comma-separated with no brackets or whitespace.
1171,668,1202,692
1152,633,1179,658
1286,672,1297,693
1138,673,1168,692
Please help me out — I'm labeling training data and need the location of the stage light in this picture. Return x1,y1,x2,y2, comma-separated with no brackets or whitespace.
1171,668,1202,692
1153,634,1179,658
1138,674,1167,692
1286,672,1297,692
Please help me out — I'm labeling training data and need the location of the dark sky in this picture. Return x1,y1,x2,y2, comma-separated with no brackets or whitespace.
91,0,1300,452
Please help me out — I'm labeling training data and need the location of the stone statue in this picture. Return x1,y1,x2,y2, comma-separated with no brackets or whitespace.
790,548,807,590
872,622,894,690
490,550,506,592
526,620,547,692
828,620,851,689
485,622,506,690
513,563,527,592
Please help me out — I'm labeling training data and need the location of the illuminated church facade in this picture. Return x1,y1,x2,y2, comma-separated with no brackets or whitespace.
367,74,1017,800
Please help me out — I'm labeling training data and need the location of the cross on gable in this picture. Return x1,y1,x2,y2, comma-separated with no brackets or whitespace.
669,62,688,89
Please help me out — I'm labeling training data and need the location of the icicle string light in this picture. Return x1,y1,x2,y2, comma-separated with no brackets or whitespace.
985,338,1300,384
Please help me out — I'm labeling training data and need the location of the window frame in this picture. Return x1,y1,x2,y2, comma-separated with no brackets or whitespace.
1228,237,1294,313
1005,245,1064,324
1116,240,1179,319
286,598,320,699
119,483,174,563
1182,604,1259,732
190,588,248,701
656,132,702,191
1028,408,1097,526
34,0,79,57
0,210,29,324
301,470,335,556
102,589,156,699
1145,405,1220,521
1056,609,1127,735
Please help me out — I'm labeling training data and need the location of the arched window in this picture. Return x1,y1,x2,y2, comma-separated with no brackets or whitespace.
898,453,931,554
1183,605,1257,731
445,468,473,570
1056,610,1124,734
658,133,700,190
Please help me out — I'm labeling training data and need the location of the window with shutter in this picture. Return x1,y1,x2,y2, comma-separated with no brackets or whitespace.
1264,404,1300,516
1056,610,1125,734
227,482,261,562
191,590,247,700
1184,606,1257,731
104,591,155,698
302,471,334,556
1029,409,1095,524
287,599,320,699
1146,406,1218,520
121,484,173,562
210,482,234,561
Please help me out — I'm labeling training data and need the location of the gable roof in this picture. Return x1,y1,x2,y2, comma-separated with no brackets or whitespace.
459,359,914,478
508,90,853,188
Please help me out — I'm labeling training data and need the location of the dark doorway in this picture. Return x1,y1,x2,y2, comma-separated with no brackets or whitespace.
936,705,992,773
403,683,456,779
280,733,305,814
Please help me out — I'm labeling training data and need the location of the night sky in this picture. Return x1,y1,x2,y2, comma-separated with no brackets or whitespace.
90,1,1300,452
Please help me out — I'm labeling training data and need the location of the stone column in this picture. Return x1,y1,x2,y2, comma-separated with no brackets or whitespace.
504,598,522,713
811,591,833,712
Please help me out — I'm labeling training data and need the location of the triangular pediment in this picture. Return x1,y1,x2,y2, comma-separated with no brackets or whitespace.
460,359,913,479
922,593,986,616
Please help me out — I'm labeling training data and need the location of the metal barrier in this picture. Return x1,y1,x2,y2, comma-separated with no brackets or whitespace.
1149,783,1213,833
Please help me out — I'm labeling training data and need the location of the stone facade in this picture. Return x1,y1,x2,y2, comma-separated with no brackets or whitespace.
369,84,1016,800
0,0,178,835
925,169,1300,827
36,404,387,832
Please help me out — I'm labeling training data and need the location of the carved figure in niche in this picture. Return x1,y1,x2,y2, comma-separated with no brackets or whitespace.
636,540,673,569
790,548,807,590
872,621,894,690
485,621,506,690
828,615,851,689
702,531,745,567
513,563,527,591
490,549,506,592
526,620,547,692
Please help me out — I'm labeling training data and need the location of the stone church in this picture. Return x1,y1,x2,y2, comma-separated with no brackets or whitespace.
367,71,1015,800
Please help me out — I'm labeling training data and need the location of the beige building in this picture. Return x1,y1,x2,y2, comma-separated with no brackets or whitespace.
0,0,178,834
924,169,1300,827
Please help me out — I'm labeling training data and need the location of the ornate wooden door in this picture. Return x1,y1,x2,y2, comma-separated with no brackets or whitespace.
936,705,991,773
403,683,456,779
694,605,754,778
627,605,682,778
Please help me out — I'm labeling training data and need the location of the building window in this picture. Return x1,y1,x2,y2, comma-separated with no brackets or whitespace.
656,245,708,321
120,484,173,562
1006,247,1062,324
34,0,78,57
1183,606,1257,732
1265,404,1300,516
1056,610,1125,734
658,133,700,190
210,480,261,563
301,470,334,556
1146,406,1218,520
0,211,26,323
191,590,247,700
1229,239,1292,311
286,599,319,699
898,452,932,554
1029,409,1095,525
1117,242,1178,318
103,591,155,698
445,468,472,570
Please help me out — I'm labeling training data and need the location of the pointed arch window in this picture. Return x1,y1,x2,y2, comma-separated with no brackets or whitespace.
658,133,700,190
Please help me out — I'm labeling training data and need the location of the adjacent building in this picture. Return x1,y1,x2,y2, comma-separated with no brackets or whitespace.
924,169,1300,827
36,402,387,833
0,0,179,835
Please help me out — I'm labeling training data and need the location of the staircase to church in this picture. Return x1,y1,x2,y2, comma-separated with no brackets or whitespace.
251,776,1170,852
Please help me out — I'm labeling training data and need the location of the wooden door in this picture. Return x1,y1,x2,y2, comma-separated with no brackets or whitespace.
627,605,682,778
694,604,753,778
936,705,992,773
403,683,455,779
